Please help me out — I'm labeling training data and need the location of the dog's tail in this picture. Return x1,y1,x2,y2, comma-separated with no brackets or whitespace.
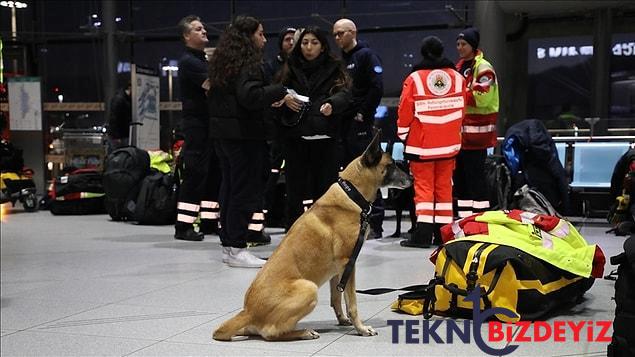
212,310,251,341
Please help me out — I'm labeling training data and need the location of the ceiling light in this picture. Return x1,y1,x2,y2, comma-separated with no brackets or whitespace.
161,65,179,71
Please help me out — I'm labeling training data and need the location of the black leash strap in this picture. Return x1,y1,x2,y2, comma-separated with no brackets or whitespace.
357,278,440,319
356,284,429,295
337,178,372,292
337,221,367,292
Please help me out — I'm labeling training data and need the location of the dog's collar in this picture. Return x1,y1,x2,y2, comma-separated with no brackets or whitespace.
336,177,372,292
337,178,372,217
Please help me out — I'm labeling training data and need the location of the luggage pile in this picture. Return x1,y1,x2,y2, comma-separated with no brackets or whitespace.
420,210,604,321
482,119,569,216
359,210,605,322
49,147,179,226
1,139,39,212
103,148,178,225
102,146,151,220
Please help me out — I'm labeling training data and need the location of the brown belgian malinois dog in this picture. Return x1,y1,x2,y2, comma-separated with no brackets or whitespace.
212,131,412,341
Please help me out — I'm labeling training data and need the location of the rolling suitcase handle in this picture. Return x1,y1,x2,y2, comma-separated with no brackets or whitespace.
128,121,144,148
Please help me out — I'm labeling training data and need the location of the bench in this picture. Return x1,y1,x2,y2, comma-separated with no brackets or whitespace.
380,142,404,161
569,142,631,188
555,142,566,167
569,141,631,217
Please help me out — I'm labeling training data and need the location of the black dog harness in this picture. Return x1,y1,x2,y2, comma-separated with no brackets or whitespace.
336,177,372,292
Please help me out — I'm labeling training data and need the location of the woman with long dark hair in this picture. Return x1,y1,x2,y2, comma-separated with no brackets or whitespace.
275,26,351,229
208,16,287,268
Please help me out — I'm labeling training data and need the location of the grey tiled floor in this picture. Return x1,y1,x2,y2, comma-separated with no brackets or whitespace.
0,207,625,356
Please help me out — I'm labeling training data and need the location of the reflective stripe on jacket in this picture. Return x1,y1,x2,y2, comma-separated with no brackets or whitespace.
442,210,604,278
457,50,499,150
397,68,466,160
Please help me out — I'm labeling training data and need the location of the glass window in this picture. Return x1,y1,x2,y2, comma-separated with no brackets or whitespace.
527,33,635,130
609,33,635,119
527,36,593,128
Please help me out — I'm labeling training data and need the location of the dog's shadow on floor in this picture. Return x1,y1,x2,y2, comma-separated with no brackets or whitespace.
367,239,438,253
300,317,388,332
226,318,389,341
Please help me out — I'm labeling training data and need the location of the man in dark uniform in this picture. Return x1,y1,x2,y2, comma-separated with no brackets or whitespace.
333,18,385,238
261,27,296,230
106,83,131,153
264,27,296,82
174,15,221,241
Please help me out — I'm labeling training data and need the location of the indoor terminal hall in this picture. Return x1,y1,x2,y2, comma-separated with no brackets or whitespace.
1,1,634,356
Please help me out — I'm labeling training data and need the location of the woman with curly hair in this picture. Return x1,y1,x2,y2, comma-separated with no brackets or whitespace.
208,15,287,268
275,26,351,229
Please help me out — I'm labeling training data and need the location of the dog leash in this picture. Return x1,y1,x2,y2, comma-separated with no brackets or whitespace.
336,177,372,292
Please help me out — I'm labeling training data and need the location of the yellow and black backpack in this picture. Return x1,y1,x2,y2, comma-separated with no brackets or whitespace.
359,210,605,322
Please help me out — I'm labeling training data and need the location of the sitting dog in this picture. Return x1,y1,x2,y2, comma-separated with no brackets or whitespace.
213,132,411,341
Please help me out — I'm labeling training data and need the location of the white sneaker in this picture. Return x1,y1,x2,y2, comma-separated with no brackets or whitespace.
221,246,231,263
226,247,266,268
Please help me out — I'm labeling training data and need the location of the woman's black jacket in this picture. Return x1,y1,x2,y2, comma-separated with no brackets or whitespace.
277,57,350,138
208,64,286,140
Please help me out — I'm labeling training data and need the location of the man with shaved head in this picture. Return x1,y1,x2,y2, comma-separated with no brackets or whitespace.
333,18,385,239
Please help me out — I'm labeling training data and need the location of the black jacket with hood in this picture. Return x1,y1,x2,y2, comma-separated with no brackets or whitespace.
208,64,286,140
504,119,570,212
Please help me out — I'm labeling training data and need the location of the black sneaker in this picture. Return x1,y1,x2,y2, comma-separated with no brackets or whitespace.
175,227,204,241
246,231,271,246
400,238,430,249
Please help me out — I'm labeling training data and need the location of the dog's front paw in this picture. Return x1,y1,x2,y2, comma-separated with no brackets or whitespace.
337,317,352,326
301,329,320,340
357,325,377,336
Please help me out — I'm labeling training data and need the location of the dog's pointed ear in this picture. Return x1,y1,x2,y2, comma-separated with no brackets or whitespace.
361,129,383,167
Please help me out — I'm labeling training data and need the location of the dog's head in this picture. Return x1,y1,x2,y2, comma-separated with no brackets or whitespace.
357,130,412,190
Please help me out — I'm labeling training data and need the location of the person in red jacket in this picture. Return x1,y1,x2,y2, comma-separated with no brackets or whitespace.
397,36,467,248
454,27,500,218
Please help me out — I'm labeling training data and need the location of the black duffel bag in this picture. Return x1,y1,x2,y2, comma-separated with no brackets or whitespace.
50,169,106,215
